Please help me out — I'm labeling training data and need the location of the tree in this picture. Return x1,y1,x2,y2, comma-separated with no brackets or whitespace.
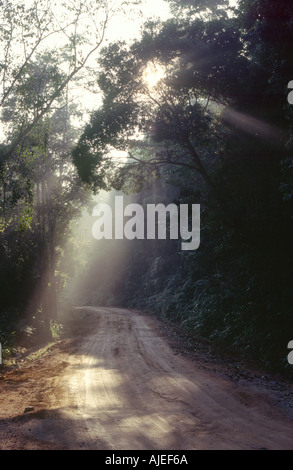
72,34,212,192
72,0,293,371
0,0,143,341
0,0,139,161
0,65,89,340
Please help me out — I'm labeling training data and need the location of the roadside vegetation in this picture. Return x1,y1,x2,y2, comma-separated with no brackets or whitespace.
0,0,292,376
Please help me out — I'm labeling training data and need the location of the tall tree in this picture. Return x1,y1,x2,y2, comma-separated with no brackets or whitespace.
72,0,293,370
0,0,140,341
0,0,137,161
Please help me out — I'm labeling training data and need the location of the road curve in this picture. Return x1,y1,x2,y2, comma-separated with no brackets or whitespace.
59,307,293,450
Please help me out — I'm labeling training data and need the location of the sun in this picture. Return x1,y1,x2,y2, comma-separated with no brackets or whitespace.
143,62,165,90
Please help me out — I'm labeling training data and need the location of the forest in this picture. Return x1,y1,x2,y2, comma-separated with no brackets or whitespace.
0,0,293,376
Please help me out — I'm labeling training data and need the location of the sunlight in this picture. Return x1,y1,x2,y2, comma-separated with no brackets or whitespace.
143,62,165,90
222,107,285,141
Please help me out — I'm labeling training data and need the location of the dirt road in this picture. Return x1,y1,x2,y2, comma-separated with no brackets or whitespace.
1,307,293,450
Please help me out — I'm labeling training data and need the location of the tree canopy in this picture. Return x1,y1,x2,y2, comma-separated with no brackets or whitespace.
0,0,292,374
0,0,140,346
72,0,293,371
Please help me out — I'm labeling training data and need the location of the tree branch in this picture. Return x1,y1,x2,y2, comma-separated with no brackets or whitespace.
2,8,109,162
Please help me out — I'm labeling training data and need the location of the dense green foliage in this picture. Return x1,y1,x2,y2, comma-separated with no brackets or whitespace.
0,0,292,375
73,0,293,372
0,0,131,348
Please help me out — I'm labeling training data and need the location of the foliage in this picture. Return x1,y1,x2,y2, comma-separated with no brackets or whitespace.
73,0,293,374
0,0,292,376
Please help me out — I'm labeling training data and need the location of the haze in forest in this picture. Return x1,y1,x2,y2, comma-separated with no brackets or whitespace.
0,0,292,379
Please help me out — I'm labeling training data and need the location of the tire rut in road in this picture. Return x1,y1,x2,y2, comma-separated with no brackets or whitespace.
62,307,293,450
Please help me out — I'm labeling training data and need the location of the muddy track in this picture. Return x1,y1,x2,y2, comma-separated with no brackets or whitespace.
1,307,293,450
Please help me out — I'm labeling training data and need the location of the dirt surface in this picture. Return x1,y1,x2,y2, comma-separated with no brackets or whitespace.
1,307,293,450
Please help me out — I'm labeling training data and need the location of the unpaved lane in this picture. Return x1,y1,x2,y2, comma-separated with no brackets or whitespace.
58,307,293,450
